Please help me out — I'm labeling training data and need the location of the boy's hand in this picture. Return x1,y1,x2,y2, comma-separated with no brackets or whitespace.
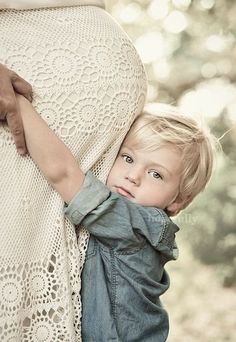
16,93,34,115
0,63,33,155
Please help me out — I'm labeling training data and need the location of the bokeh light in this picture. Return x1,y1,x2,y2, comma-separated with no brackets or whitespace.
164,10,188,33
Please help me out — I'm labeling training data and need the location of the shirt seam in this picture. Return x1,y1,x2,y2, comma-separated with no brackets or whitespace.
97,239,147,255
110,248,118,320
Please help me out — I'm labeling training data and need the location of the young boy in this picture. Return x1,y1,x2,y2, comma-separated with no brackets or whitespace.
17,95,216,341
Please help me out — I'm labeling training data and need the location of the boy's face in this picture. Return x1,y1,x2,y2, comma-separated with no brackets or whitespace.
106,135,183,212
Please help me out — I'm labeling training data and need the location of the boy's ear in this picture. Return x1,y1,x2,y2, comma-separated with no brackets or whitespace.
167,195,192,216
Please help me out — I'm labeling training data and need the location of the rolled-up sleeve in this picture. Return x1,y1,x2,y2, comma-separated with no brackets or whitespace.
64,171,110,225
64,170,150,250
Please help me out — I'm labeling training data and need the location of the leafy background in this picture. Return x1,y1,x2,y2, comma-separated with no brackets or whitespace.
107,1,236,341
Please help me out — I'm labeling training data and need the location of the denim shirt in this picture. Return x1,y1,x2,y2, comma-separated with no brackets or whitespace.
64,172,179,342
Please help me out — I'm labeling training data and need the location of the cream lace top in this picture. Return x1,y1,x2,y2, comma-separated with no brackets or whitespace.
0,4,147,342
0,0,105,9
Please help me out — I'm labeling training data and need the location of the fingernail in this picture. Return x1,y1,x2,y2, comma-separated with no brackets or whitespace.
26,94,33,102
18,148,25,155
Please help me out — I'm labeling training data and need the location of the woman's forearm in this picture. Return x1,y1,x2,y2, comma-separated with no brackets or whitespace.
17,95,85,203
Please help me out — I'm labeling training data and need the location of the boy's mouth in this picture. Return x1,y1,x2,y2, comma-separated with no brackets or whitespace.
115,186,134,199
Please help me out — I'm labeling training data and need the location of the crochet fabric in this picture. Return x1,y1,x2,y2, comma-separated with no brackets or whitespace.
0,0,105,10
0,6,147,341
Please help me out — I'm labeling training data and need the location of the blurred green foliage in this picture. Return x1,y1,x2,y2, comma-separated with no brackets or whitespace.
181,113,236,287
108,0,236,104
108,0,236,287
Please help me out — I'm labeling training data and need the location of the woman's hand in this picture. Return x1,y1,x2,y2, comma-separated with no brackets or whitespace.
0,63,33,154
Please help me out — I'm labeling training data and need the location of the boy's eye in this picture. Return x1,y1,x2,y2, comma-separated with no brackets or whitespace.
122,154,133,164
149,170,162,180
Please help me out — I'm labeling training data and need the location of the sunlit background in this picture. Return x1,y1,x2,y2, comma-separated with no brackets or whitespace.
107,1,236,341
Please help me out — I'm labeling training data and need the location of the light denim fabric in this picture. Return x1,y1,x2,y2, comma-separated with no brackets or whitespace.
64,172,179,342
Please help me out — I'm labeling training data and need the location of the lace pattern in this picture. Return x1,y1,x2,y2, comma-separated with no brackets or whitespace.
0,6,147,341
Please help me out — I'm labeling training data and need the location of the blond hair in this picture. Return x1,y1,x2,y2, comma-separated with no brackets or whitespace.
125,104,219,214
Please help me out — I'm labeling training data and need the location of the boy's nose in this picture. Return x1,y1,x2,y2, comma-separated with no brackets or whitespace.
127,175,137,184
126,169,142,186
